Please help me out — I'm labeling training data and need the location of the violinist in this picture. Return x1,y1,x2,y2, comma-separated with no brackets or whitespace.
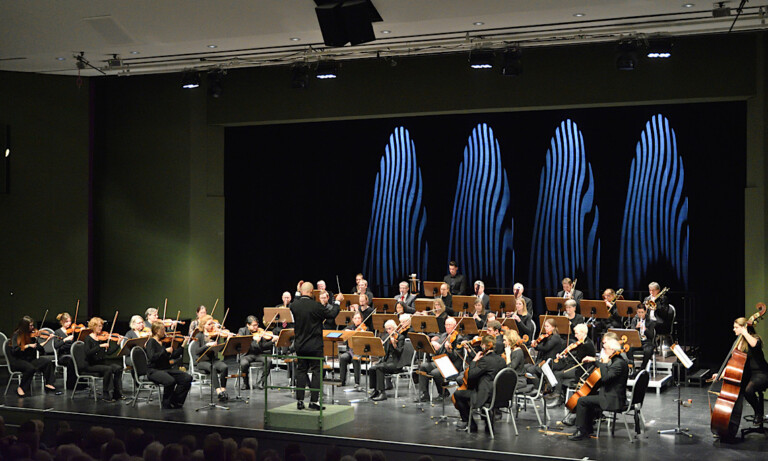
83,317,124,402
190,314,230,401
52,312,76,356
338,312,366,388
146,308,160,327
503,330,528,391
394,281,416,314
558,277,583,305
188,305,207,337
415,317,464,403
369,319,405,401
508,297,534,340
473,280,489,311
628,304,656,377
644,282,670,334
320,291,338,330
236,316,276,390
568,336,629,441
454,335,505,433
124,315,150,340
350,293,375,332
524,319,565,388
548,323,597,408
145,320,192,409
485,320,505,354
562,300,585,331
711,316,768,426
9,317,57,397
471,298,485,331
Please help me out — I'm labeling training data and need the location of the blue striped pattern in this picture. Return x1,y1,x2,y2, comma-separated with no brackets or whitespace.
529,119,600,308
363,127,429,289
448,123,514,289
618,114,689,290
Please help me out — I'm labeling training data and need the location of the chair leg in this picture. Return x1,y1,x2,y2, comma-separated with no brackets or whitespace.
623,413,634,442
485,409,495,438
4,376,12,396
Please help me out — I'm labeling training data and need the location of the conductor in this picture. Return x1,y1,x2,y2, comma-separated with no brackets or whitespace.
291,281,342,410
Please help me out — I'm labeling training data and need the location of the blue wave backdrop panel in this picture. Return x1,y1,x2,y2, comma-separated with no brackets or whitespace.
363,127,429,292
447,123,514,291
618,114,689,292
529,119,601,311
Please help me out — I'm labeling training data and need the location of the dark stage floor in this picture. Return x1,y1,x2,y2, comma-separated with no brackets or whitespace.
1,368,767,461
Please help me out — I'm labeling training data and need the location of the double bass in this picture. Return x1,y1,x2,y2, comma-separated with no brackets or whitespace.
710,302,767,439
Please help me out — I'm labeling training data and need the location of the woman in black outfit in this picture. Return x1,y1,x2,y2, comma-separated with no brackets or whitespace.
83,317,124,402
52,312,75,356
510,297,535,341
9,317,57,397
191,314,230,401
145,320,192,409
524,318,565,388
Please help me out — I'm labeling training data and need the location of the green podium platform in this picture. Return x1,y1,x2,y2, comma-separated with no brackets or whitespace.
265,403,355,431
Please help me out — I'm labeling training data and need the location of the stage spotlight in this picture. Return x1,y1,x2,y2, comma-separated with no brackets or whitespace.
207,70,225,98
291,65,310,88
315,61,339,79
616,40,639,71
469,50,494,69
646,38,673,59
181,70,200,89
501,48,522,76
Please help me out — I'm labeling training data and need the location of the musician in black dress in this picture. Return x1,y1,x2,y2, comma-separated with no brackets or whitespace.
291,282,342,410
237,316,276,390
145,320,192,408
83,317,124,402
644,282,670,334
548,323,597,408
628,304,656,376
339,312,366,388
369,319,405,401
557,278,583,306
190,314,230,401
415,317,463,402
454,335,506,433
438,283,454,316
9,317,57,397
415,298,449,334
569,337,629,440
509,297,535,340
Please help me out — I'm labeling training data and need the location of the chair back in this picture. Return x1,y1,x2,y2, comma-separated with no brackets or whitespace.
187,343,197,374
531,322,537,342
2,339,16,371
131,347,149,379
488,368,517,409
71,341,88,375
39,328,57,354
629,369,650,409
0,332,8,351
396,338,415,369
668,305,677,335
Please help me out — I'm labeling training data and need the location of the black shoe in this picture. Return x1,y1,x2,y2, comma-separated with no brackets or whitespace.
753,415,764,426
102,396,116,403
372,392,387,401
561,413,576,426
297,401,305,410
308,402,325,411
433,395,444,402
456,421,468,431
468,423,478,433
44,385,59,393
568,429,590,441
385,378,393,390
162,402,174,409
217,391,229,402
241,382,250,391
370,390,381,399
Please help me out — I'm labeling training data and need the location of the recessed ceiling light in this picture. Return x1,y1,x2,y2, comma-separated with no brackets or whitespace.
207,45,218,49
574,13,586,17
289,37,301,41
381,30,391,34
129,51,140,55
55,57,65,61
473,22,484,26
683,3,695,7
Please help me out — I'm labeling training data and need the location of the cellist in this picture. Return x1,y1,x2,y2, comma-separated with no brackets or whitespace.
711,316,768,427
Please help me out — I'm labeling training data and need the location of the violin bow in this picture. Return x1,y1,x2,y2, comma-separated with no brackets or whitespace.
197,307,230,362
107,310,119,345
162,298,168,323
210,298,219,318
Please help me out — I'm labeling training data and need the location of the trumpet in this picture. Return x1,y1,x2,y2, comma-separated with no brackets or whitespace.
645,287,669,310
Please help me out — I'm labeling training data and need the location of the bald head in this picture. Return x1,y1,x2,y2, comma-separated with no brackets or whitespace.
300,282,314,296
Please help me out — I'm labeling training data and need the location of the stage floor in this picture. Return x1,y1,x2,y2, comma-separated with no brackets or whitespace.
0,369,766,461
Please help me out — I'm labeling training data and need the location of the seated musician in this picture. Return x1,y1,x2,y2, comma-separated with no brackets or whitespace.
394,281,416,314
443,261,467,295
645,282,670,334
350,293,375,332
711,316,768,427
339,312,367,389
438,283,454,315
628,304,656,377
319,291,338,330
473,280,490,311
415,298,449,334
144,307,181,331
190,314,230,401
369,319,405,401
124,315,150,340
568,336,629,441
603,289,624,328
53,312,76,356
83,317,124,402
317,280,333,299
273,291,294,335
471,298,486,331
513,282,533,313
188,305,207,337
237,315,276,390
486,320,505,354
524,319,565,388
503,330,529,392
547,323,597,408
9,317,57,397
415,317,463,403
354,279,375,301
557,278,583,305
145,320,192,408
509,298,534,341
563,299,585,331
454,335,506,433
350,273,364,293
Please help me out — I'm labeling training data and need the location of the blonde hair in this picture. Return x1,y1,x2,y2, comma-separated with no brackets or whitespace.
88,317,104,329
197,315,213,332
504,330,521,347
543,318,559,336
432,298,446,313
515,297,528,316
574,323,588,335
734,317,759,352
129,315,144,330
56,312,71,325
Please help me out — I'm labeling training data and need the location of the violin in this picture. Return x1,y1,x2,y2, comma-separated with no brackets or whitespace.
65,324,87,335
95,332,124,342
555,338,585,363
162,318,186,326
532,332,550,348
457,336,482,349
160,331,186,344
31,329,54,341
253,328,274,342
356,323,368,332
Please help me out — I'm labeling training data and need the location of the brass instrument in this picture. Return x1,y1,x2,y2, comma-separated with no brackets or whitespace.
645,287,669,310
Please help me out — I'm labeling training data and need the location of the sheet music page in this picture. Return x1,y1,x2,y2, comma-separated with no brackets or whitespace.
671,344,694,369
434,355,460,379
541,360,558,386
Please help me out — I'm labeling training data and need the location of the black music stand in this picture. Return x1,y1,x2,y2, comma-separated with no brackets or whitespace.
372,298,394,314
335,311,355,328
372,314,397,333
659,344,693,438
76,329,93,342
615,301,640,326
223,335,254,404
410,315,439,336
348,335,386,404
413,299,433,313
195,341,228,412
422,281,443,298
545,297,567,314
489,295,515,315
408,332,437,410
118,336,149,359
452,296,475,316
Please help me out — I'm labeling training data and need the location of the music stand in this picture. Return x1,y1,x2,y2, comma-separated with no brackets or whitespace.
372,298,395,314
274,328,295,392
348,336,386,404
222,335,254,404
410,315,439,335
615,300,640,325
659,344,693,438
489,295,515,315
263,308,293,328
579,300,610,326
195,341,228,411
323,330,347,403
432,353,461,424
335,311,355,328
422,281,443,298
452,296,475,316
407,332,438,409
312,290,321,301
544,297,567,314
76,329,93,342
372,314,397,333
454,317,479,338
500,318,519,333
118,337,149,359
538,315,571,337
413,299,433,313
343,294,360,309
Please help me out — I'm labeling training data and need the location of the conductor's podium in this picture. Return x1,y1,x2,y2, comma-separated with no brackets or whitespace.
265,403,354,431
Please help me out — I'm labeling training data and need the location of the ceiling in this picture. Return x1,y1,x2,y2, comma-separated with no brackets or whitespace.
1,0,767,77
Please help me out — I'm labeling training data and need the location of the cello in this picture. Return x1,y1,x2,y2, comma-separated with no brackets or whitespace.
566,335,629,411
709,302,766,439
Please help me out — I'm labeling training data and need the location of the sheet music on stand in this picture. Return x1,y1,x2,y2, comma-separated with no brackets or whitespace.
541,360,558,387
670,344,693,369
433,354,460,379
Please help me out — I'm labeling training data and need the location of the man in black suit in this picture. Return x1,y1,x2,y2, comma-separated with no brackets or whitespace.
628,304,656,375
569,336,629,441
394,281,417,314
443,261,467,295
354,279,375,302
291,282,342,410
454,335,506,433
237,316,277,390
557,277,584,305
645,282,670,334
439,283,454,315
